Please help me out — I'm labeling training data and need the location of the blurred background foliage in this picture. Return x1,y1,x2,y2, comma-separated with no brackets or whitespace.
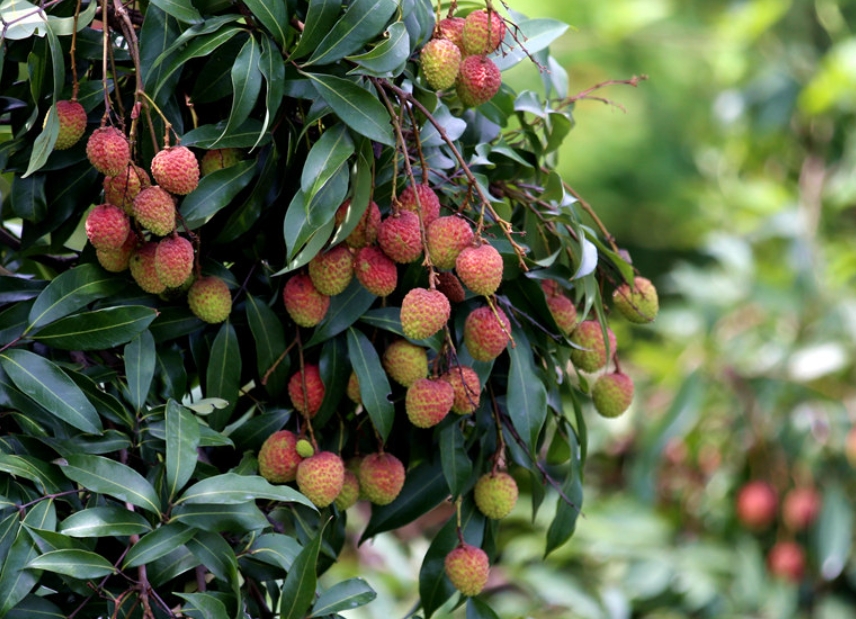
330,0,856,617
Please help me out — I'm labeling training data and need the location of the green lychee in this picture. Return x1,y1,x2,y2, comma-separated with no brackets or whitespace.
456,55,502,107
464,305,510,362
96,229,137,273
151,145,200,195
85,204,131,252
444,543,490,597
382,339,429,387
296,451,345,508
283,273,330,328
308,244,354,296
456,242,503,296
613,276,659,323
474,471,518,519
334,470,361,510
295,439,315,458
52,100,87,150
288,364,325,418
421,38,462,90
154,235,194,288
257,430,302,483
591,372,634,418
346,371,362,404
354,246,398,297
442,365,481,414
461,9,506,55
427,215,474,270
570,320,617,372
86,126,130,176
187,276,232,323
405,377,455,428
400,287,451,340
358,452,406,505
378,211,423,264
200,148,242,176
133,186,176,237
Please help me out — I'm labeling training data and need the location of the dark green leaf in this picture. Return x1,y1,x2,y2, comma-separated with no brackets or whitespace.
125,329,156,412
346,327,394,441
241,0,287,46
205,321,241,429
22,110,58,180
6,595,64,619
283,162,348,262
0,301,32,346
0,276,45,303
29,306,157,350
147,546,199,587
27,549,116,579
291,0,340,59
149,0,202,24
301,123,354,200
67,371,135,429
176,473,315,508
181,159,256,229
153,27,244,99
545,432,583,557
247,533,302,571
0,530,38,615
347,21,410,76
311,578,376,616
59,506,153,538
306,0,397,66
0,454,68,495
304,73,394,146
10,174,46,223
493,18,569,71
305,280,377,347
246,295,288,396
166,400,200,500
506,333,547,451
229,409,292,451
124,523,196,568
813,483,852,581
0,350,102,434
140,6,183,107
258,35,286,148
171,502,270,532
280,524,326,619
467,598,501,619
150,307,204,342
186,530,239,584
181,119,271,148
62,455,162,515
440,422,472,498
26,264,125,332
175,592,230,619
212,35,262,147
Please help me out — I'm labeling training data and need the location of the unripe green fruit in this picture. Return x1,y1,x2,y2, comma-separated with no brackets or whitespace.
200,148,242,176
346,371,362,404
421,38,462,90
591,372,634,418
613,276,659,323
444,543,489,596
474,471,518,519
547,294,577,334
295,439,315,458
334,470,360,511
382,339,429,387
570,320,617,372
187,276,232,323
129,241,166,295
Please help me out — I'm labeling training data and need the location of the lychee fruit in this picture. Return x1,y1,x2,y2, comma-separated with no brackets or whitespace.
96,230,137,273
295,439,315,458
456,242,503,296
400,287,451,340
570,320,617,372
308,244,354,296
337,199,381,249
378,211,423,264
464,305,511,362
547,294,577,334
461,9,506,55
456,55,502,107
591,372,634,418
86,126,130,176
52,100,87,150
437,16,466,50
296,451,345,508
427,215,474,270
129,242,166,294
187,276,232,323
613,276,659,323
154,235,194,289
85,204,131,251
436,271,466,303
444,543,489,597
288,364,325,418
397,183,441,226
540,278,561,297
736,480,778,530
767,541,805,583
133,186,176,237
354,246,398,297
151,146,200,195
782,487,821,531
382,339,429,387
200,148,242,176
335,469,361,510
358,452,406,505
346,371,362,404
474,471,518,519
104,163,151,213
257,430,302,483
442,365,481,414
283,273,330,328
405,377,455,428
421,38,462,90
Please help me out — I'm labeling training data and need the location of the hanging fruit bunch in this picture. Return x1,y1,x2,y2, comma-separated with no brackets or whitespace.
0,0,653,616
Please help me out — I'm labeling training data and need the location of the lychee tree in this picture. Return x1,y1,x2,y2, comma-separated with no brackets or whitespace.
0,0,653,616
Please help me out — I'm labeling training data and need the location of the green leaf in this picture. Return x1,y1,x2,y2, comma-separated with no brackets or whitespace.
5,595,64,619
0,349,102,434
170,502,270,532
0,530,38,615
246,295,288,396
280,523,326,619
205,321,241,429
304,73,394,146
152,27,243,99
186,530,238,584
62,454,162,515
291,0,340,59
545,431,583,557
305,279,377,347
467,598,501,619
241,0,286,46
10,175,46,223
0,454,68,495
440,422,472,498
258,35,286,149
247,533,302,571
29,306,157,350
27,549,116,579
493,18,569,71
149,0,201,24
124,329,155,412
346,327,394,441
813,483,852,581
181,119,271,148
506,333,548,451
26,264,125,332
59,506,152,538
311,578,376,616
176,473,315,509
175,592,230,619
0,0,46,39
212,34,262,147
301,123,355,200
347,21,410,76
166,400,200,500
181,159,256,229
283,162,348,262
45,0,96,33
124,523,196,568
22,111,58,180
306,0,397,66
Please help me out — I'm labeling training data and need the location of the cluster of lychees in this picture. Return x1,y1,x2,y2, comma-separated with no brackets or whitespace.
420,9,505,106
54,101,237,324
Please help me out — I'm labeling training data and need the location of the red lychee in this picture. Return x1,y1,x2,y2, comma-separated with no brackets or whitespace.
397,183,441,226
308,244,354,296
767,541,805,583
445,543,489,597
569,320,617,373
151,146,200,195
86,126,130,176
736,480,778,530
129,242,166,295
85,204,131,252
461,9,506,55
547,294,577,334
354,246,398,297
378,211,423,264
442,365,481,414
591,372,634,418
782,487,821,531
456,242,503,296
283,273,330,328
288,364,325,418
359,452,406,505
133,186,176,237
436,271,466,303
200,148,242,176
104,163,151,213
382,339,429,387
257,430,302,483
53,100,87,150
187,276,232,323
464,305,511,362
154,235,194,289
346,371,362,404
96,229,137,273
405,377,455,428
427,215,474,270
437,16,466,50
421,38,462,90
336,199,381,249
540,278,561,297
296,451,345,508
400,287,451,340
456,55,502,107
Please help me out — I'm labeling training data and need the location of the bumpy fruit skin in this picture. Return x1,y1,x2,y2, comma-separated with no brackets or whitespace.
456,55,502,107
283,273,330,328
474,471,518,519
85,204,131,251
427,216,474,270
378,211,423,264
187,276,232,323
96,230,137,273
464,305,510,361
104,164,151,213
133,186,176,237
151,146,200,195
337,200,381,249
400,288,451,340
382,339,429,387
86,127,130,175
437,17,465,50
405,378,455,428
547,295,577,335
154,235,194,288
359,453,406,505
335,470,361,510
736,480,778,530
767,541,805,583
613,276,659,323
355,246,398,297
540,278,561,297
445,543,489,597
296,451,345,508
442,365,481,414
591,373,634,418
288,364,325,418
346,371,362,404
461,9,506,55
436,271,466,303
129,242,166,294
398,184,441,225
570,320,617,372
257,430,302,483
200,148,241,176
53,100,87,150
783,487,821,531
308,245,354,295
456,242,503,296
421,38,462,90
